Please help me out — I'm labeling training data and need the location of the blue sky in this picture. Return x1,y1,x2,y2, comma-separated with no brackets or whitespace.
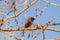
0,0,60,40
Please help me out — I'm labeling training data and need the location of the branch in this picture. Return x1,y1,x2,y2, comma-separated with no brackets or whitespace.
0,25,60,32
0,31,20,40
46,28,60,32
18,0,29,7
51,23,60,25
4,0,38,21
42,0,60,7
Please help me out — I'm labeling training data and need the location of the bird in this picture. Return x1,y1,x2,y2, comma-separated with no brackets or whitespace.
24,17,35,28
22,17,35,36
0,19,4,26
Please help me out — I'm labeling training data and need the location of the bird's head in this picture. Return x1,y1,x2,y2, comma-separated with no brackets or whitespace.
30,17,35,21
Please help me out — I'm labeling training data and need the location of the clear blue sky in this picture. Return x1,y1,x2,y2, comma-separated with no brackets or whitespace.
0,0,60,40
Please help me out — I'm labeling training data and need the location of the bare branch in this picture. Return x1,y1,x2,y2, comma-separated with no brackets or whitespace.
0,31,20,40
42,0,60,7
0,25,60,32
4,0,38,21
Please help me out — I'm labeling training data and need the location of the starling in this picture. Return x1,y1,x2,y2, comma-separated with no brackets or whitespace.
24,17,35,28
0,19,4,26
22,17,35,36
